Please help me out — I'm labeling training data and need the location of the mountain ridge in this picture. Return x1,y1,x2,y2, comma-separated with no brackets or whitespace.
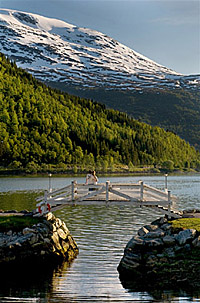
0,8,199,91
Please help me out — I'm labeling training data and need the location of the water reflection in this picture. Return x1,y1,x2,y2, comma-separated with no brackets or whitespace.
0,261,61,301
121,279,200,302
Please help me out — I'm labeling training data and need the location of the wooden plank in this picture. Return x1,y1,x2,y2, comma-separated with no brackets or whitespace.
109,188,138,202
112,184,140,189
77,186,106,202
144,191,168,201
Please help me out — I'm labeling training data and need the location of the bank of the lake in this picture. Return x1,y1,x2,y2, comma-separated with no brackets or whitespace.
0,165,198,177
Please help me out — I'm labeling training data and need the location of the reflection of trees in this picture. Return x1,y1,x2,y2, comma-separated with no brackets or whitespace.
0,190,43,211
47,260,77,303
0,260,74,301
120,278,200,301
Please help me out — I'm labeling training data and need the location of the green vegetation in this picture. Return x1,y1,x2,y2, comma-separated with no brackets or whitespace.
61,85,200,150
171,218,200,232
0,52,200,173
0,215,43,232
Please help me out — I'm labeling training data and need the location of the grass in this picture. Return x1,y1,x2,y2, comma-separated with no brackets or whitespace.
170,218,200,232
0,216,44,232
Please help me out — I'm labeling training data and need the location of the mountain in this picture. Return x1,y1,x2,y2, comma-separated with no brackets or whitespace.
0,9,200,150
0,8,199,91
1,52,199,173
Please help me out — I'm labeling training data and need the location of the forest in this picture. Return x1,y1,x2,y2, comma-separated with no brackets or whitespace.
56,84,200,150
0,52,200,173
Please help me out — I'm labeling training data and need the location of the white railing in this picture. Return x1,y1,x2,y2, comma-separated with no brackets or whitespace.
35,178,178,218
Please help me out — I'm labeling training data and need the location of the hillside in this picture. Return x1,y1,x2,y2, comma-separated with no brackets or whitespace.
53,85,200,150
0,8,199,151
0,53,199,173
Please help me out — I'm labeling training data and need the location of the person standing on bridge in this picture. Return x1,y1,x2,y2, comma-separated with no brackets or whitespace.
85,170,98,185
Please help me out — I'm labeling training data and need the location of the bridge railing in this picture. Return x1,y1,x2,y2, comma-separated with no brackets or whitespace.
35,179,176,216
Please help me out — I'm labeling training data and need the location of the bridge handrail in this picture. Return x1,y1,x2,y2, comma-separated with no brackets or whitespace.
47,184,72,196
143,184,168,197
35,184,72,202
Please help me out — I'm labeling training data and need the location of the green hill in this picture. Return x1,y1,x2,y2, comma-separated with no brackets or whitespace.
48,84,200,150
0,53,199,173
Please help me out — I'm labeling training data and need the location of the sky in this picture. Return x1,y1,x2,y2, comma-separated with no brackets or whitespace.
0,0,199,75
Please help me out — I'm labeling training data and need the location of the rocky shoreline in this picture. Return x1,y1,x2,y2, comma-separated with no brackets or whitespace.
0,212,78,266
118,210,200,290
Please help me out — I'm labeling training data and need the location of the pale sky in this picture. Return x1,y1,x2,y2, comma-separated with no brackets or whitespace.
0,0,199,75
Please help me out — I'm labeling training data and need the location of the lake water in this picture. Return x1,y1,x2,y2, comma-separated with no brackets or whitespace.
0,174,200,303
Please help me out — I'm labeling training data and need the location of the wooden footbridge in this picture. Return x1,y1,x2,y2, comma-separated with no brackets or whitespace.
35,179,181,218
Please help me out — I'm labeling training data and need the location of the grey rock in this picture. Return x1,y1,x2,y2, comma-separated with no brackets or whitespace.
122,258,140,269
41,220,53,230
163,247,176,258
126,236,144,249
28,234,38,245
138,226,149,237
192,236,200,247
175,229,196,245
6,233,33,247
44,238,51,244
145,224,159,232
146,254,159,266
161,223,172,232
163,235,176,246
144,230,165,239
23,227,36,235
145,238,163,247
184,244,191,251
125,250,142,262
151,217,168,226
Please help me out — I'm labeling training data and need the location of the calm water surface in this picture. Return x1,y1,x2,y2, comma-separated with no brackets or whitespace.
0,174,200,303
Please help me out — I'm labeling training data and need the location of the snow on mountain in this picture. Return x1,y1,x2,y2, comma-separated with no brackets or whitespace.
0,8,199,90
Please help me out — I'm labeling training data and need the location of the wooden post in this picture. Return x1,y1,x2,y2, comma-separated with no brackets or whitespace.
106,181,110,202
168,190,171,217
43,190,48,214
165,173,168,193
48,173,52,193
74,180,77,198
71,181,75,201
140,181,144,202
